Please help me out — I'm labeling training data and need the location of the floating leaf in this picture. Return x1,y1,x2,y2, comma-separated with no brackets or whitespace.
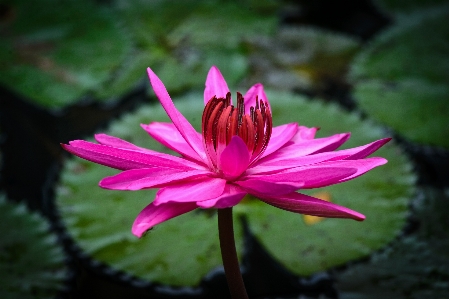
56,89,413,284
109,0,274,95
0,197,68,299
350,7,449,149
336,188,449,299
243,27,361,91
0,0,130,109
373,0,448,15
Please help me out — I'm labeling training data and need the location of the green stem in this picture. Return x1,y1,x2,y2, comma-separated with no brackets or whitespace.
218,207,249,299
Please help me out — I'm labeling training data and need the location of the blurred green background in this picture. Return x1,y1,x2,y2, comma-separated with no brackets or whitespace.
1,0,448,298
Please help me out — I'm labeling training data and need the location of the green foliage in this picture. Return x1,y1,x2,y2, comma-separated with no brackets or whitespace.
336,188,449,299
0,0,130,109
0,197,67,299
56,89,413,284
350,7,449,148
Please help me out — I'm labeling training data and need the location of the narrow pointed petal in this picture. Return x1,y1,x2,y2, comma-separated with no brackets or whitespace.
99,168,211,190
219,136,250,179
132,201,197,237
261,123,298,158
249,138,391,175
62,140,197,171
141,123,204,163
322,157,388,182
291,126,319,143
342,138,391,160
243,83,269,114
239,167,356,194
260,192,365,221
153,177,227,205
147,67,205,159
197,184,246,208
235,179,300,196
94,134,152,153
204,66,229,104
259,133,351,164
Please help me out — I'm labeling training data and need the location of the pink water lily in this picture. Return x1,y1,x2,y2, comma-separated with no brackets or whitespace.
62,66,390,238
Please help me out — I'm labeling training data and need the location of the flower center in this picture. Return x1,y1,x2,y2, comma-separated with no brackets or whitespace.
202,92,272,171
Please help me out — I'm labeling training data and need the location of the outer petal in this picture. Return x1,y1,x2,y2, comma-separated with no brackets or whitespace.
204,66,229,104
94,134,153,153
197,184,247,208
141,122,204,163
219,136,250,180
290,126,319,143
99,168,211,190
153,177,227,205
261,123,298,158
321,157,388,183
249,138,391,174
132,201,197,237
260,192,365,221
238,167,356,195
61,140,197,171
147,67,205,160
257,133,350,165
243,83,269,114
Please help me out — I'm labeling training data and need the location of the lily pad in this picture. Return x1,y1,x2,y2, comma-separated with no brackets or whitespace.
243,26,361,91
56,89,413,285
373,0,448,15
109,0,276,95
336,188,449,299
0,0,130,109
349,7,449,149
0,196,68,299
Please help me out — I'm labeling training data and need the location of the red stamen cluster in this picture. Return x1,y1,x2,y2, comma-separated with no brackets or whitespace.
202,92,272,170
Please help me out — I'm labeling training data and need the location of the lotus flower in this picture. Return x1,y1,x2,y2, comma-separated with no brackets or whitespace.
62,66,390,238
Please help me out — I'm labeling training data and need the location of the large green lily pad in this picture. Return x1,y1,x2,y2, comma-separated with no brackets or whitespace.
0,197,68,299
56,89,413,285
243,27,361,91
104,0,277,96
349,7,449,149
373,0,448,15
0,0,130,109
336,187,449,299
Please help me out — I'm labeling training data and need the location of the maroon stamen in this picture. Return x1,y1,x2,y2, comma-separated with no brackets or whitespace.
202,92,272,170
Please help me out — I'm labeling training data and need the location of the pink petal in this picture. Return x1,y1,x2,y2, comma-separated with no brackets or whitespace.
219,136,250,179
341,138,391,160
322,157,388,182
99,168,211,190
204,66,229,104
147,67,205,160
235,179,300,196
132,201,197,237
290,126,319,143
258,133,350,164
141,122,204,163
62,140,197,171
197,184,247,208
94,134,153,153
239,167,356,194
243,83,269,114
261,123,298,158
153,177,227,205
260,192,365,221
249,138,391,175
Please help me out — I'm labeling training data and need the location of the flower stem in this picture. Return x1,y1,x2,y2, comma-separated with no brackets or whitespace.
218,207,249,299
